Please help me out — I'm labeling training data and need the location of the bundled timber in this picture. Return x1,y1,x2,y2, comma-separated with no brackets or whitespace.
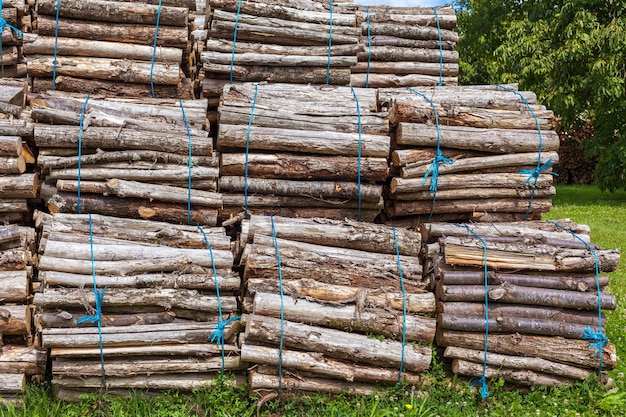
351,5,458,87
383,84,559,223
31,91,222,225
28,0,195,98
217,83,388,222
424,220,620,386
35,212,244,398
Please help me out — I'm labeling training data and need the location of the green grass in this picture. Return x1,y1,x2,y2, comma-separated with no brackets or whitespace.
2,185,626,416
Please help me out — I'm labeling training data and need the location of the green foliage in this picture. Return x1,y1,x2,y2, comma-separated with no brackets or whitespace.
455,0,626,191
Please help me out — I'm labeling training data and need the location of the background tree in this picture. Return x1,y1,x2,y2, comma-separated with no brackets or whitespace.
455,0,626,191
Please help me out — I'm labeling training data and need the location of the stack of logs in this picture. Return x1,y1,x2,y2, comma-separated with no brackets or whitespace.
32,212,245,401
216,82,389,223
555,120,596,185
30,91,223,226
1,0,31,78
202,0,359,112
238,215,435,395
0,81,37,225
0,224,46,405
351,6,458,88
382,84,559,225
421,221,620,387
26,0,197,98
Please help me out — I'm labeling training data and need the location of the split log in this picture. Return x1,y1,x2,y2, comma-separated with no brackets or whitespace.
0,346,46,375
0,305,31,335
452,360,573,387
248,369,375,395
253,292,436,342
53,374,247,390
0,173,38,199
204,63,351,84
0,271,28,302
245,315,432,372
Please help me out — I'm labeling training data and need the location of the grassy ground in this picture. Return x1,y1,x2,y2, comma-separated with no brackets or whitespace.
2,185,625,417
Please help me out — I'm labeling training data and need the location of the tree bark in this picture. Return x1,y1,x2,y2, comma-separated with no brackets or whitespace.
248,369,376,395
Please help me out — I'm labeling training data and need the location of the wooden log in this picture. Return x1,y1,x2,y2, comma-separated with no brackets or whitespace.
396,124,559,152
0,120,33,138
27,55,182,85
0,46,18,66
246,315,432,372
351,61,458,76
220,153,388,181
0,136,22,157
0,346,46,375
204,63,351,84
355,6,456,30
0,173,38,199
110,0,196,10
0,305,30,335
452,359,573,387
0,200,28,214
36,15,189,47
350,73,457,88
438,330,617,370
205,39,362,57
203,50,357,67
0,271,28,302
223,194,382,210
50,343,240,358
217,124,389,157
386,198,552,217
0,225,20,246
357,46,457,63
36,311,176,330
253,292,436,342
53,374,247,391
366,36,455,49
390,174,554,193
0,373,24,395
249,369,376,395
37,0,189,26
103,179,222,207
391,187,555,201
0,156,25,174
364,23,458,42
220,206,381,223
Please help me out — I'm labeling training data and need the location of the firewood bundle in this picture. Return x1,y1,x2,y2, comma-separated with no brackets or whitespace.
238,215,434,395
351,5,458,88
0,224,46,405
381,84,560,225
26,0,197,98
0,0,31,78
32,212,245,401
30,91,222,226
217,82,389,223
420,221,620,388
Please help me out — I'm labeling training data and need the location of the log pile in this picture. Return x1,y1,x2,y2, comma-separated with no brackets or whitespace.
30,91,222,226
382,84,559,225
238,215,435,395
351,5,458,88
0,224,46,405
555,121,596,185
27,0,197,98
32,212,245,400
420,221,620,387
216,82,389,223
0,0,31,78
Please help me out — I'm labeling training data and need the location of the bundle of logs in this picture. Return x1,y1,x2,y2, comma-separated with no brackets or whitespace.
382,84,559,225
30,91,223,226
0,81,36,225
32,212,245,401
420,221,620,387
26,0,197,98
351,5,458,88
216,82,389,223
0,224,46,405
0,0,31,78
238,215,435,395
201,0,359,110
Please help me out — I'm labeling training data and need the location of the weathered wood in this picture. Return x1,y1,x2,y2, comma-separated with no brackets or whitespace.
0,156,25,174
390,174,554,193
50,343,240,358
0,46,18,66
0,136,22,157
0,305,30,335
253,292,436,342
437,330,616,369
0,200,28,214
0,173,38,199
350,73,457,88
205,39,362,57
351,61,458,76
0,271,28,302
53,374,247,391
364,22,457,42
0,225,20,246
246,315,432,372
354,6,456,28
36,311,176,330
452,359,573,387
203,50,357,67
357,46,458,62
222,194,382,210
391,187,556,201
0,120,33,138
248,369,375,395
221,206,381,223
204,63,351,84
0,346,46,375
211,0,355,25
103,179,222,207
387,198,552,217
0,373,24,394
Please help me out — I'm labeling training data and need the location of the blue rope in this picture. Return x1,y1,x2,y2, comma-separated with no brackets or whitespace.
244,84,259,218
51,0,62,89
0,2,23,77
229,0,243,84
197,226,240,374
365,6,371,88
270,216,285,392
350,87,363,221
77,214,106,387
407,87,453,219
457,224,489,399
179,100,193,224
325,0,333,85
149,0,163,98
432,7,443,86
391,226,407,381
548,221,608,373
76,94,91,214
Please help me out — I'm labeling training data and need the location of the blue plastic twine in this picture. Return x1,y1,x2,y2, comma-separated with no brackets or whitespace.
391,226,407,381
549,221,608,373
0,2,23,77
229,0,243,84
77,214,106,386
365,6,372,88
325,0,333,85
244,84,259,218
197,225,240,374
51,0,61,89
350,87,363,221
179,100,193,224
457,224,490,399
149,0,163,98
76,94,90,214
407,87,453,219
432,7,443,86
270,216,286,392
